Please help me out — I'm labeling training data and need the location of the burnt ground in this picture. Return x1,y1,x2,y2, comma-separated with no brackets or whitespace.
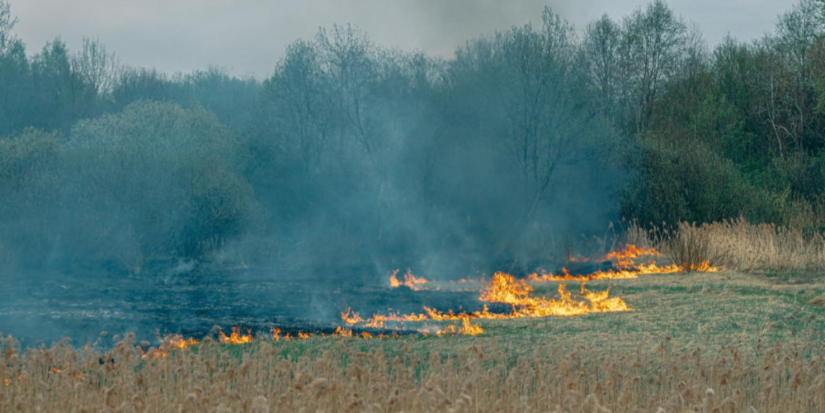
0,268,486,347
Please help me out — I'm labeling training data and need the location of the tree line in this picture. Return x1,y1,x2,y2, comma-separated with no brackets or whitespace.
1,0,824,276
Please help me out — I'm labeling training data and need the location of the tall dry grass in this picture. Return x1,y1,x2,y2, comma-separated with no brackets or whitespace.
628,218,825,274
2,333,824,412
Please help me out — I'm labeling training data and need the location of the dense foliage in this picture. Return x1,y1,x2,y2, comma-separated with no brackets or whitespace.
1,0,824,275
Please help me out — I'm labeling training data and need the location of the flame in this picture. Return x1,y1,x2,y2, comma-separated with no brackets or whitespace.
687,261,718,272
142,334,200,359
219,327,254,345
4,378,10,386
389,269,429,290
341,308,365,324
332,327,353,337
527,244,718,282
605,244,659,268
478,273,630,317
459,317,484,335
164,334,199,349
343,272,631,330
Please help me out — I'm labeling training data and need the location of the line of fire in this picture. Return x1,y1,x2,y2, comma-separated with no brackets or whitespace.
135,244,717,359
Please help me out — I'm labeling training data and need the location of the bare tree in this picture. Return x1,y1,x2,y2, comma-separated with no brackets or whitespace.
498,7,590,220
619,0,689,131
260,40,334,170
0,0,16,54
582,14,621,119
72,37,119,96
314,24,379,157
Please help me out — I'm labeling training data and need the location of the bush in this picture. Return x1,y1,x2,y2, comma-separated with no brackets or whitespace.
63,101,255,270
620,134,799,227
0,101,256,273
0,128,63,267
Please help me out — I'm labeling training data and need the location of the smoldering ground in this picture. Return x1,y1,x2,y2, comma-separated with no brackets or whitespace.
0,3,625,346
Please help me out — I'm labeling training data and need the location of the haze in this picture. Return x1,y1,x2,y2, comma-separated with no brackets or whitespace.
10,0,797,77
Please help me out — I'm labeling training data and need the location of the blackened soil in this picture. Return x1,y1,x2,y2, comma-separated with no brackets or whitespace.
0,268,485,347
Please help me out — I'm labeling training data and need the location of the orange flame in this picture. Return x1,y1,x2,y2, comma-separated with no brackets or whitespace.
528,244,718,282
343,272,631,329
141,334,200,359
219,327,254,345
165,334,199,349
389,269,429,290
332,327,352,337
605,244,659,268
458,317,484,336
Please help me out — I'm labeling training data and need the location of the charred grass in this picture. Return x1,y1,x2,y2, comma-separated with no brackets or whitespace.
3,271,825,412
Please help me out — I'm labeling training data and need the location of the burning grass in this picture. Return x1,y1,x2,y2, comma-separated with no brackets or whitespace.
347,272,632,330
2,229,821,411
629,219,825,276
363,243,720,331
2,270,825,411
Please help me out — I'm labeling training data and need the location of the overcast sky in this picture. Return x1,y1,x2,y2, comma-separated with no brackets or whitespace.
9,0,800,78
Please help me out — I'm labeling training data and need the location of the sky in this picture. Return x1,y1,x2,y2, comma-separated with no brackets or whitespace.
9,0,801,79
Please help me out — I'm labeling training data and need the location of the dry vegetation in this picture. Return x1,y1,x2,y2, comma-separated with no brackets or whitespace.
2,331,825,413
3,221,825,412
627,219,825,275
3,268,825,412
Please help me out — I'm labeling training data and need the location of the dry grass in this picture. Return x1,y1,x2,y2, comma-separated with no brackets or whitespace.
2,269,825,412
629,218,825,275
2,331,824,413
3,222,825,412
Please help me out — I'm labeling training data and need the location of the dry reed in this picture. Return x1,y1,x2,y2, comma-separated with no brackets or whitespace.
2,332,824,413
629,218,825,274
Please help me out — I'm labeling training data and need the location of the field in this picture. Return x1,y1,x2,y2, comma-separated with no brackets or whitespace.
3,269,825,413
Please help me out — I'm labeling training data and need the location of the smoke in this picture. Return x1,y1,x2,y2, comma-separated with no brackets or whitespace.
0,2,626,347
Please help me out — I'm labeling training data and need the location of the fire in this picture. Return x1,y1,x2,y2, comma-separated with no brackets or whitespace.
117,245,721,354
341,309,364,324
389,269,429,290
478,273,630,317
459,317,484,336
343,272,631,330
414,317,484,337
527,244,718,282
164,334,199,349
688,261,718,272
219,327,254,344
605,244,659,268
331,327,352,337
142,334,201,359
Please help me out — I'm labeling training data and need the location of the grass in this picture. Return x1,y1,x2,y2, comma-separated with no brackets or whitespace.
628,218,825,275
2,269,825,412
4,220,825,411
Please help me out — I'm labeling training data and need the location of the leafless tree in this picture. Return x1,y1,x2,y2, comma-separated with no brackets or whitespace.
498,7,590,220
619,0,689,131
72,37,119,96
